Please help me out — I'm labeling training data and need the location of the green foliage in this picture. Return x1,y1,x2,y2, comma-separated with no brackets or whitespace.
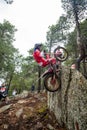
61,0,87,23
61,0,87,57
65,19,87,66
80,20,87,47
18,48,39,91
46,15,70,53
0,20,17,78
0,20,25,93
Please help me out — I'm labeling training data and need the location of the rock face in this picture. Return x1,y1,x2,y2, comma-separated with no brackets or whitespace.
47,66,87,130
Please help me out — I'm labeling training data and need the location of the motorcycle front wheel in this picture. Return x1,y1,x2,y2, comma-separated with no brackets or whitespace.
44,73,61,92
54,46,68,62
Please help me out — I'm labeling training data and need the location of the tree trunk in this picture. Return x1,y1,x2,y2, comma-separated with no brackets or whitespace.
37,66,41,93
8,72,14,90
73,6,86,71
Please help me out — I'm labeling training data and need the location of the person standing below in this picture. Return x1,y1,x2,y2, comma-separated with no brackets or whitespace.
31,84,35,92
12,88,17,96
0,83,9,103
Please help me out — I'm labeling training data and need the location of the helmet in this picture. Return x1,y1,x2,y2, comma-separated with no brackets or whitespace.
34,43,42,49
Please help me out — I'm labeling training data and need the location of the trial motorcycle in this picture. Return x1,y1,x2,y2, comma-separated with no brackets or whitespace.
42,46,68,92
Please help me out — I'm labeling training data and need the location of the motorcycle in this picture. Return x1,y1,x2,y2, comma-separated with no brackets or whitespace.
42,46,68,92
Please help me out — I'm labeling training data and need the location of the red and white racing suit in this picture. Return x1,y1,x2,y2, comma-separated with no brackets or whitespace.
33,49,56,67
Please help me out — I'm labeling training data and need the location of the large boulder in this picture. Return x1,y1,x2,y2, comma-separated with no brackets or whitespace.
47,66,87,130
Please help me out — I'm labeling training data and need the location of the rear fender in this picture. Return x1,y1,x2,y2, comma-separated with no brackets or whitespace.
42,71,53,77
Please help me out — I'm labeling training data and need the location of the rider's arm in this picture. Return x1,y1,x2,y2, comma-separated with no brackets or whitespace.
43,50,50,59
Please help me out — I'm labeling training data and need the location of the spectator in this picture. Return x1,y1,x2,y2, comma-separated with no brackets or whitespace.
31,84,35,92
12,88,17,96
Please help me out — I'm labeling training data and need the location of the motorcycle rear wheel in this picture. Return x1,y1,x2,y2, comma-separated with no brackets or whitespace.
44,73,61,92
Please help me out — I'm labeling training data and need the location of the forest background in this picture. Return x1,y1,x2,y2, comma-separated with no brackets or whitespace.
0,0,87,95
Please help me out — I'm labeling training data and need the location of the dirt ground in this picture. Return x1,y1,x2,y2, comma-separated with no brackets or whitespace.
0,92,67,130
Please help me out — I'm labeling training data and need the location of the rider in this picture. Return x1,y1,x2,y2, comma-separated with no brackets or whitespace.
33,43,56,67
